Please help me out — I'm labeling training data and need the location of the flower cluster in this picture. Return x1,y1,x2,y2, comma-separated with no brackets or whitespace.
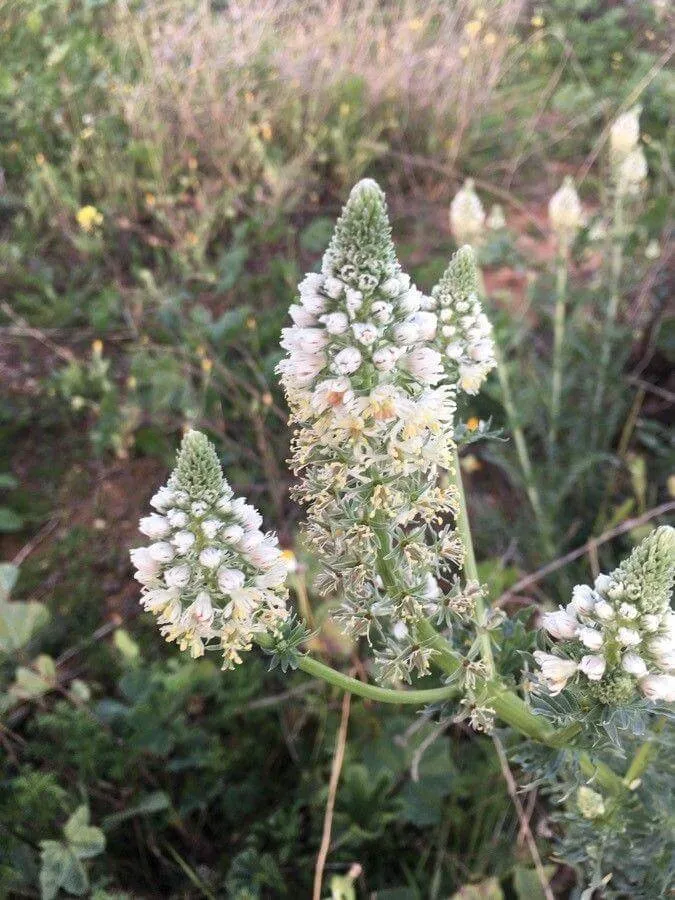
609,105,647,196
548,176,583,242
534,526,675,704
449,179,485,246
130,430,289,668
424,246,496,395
278,180,471,675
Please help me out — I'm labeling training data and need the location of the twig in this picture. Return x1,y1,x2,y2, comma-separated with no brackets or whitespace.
498,501,675,604
0,301,75,362
492,736,554,900
313,691,351,900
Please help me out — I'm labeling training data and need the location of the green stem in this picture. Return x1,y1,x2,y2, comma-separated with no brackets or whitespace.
592,187,625,428
295,654,460,706
449,444,495,674
549,243,569,448
578,751,625,795
622,716,666,787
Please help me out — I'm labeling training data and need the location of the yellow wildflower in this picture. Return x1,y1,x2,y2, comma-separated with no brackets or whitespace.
76,205,103,232
465,19,481,38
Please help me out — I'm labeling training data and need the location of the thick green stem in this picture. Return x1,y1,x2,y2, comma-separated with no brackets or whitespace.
449,444,495,674
295,654,460,706
549,243,569,448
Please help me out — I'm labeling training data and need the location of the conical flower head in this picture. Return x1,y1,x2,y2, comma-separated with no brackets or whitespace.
536,526,675,706
277,180,465,671
427,245,496,395
131,430,289,668
323,179,398,283
609,526,675,616
169,430,225,505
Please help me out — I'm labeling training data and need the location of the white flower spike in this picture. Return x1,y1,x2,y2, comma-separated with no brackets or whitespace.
131,430,289,668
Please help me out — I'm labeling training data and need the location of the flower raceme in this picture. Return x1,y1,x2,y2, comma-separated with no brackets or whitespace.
535,526,675,704
278,179,493,678
130,430,289,668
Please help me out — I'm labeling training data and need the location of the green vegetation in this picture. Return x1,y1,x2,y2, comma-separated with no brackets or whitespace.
1,0,673,897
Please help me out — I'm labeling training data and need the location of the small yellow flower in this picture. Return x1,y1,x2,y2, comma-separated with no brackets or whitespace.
466,417,480,432
459,45,470,59
126,376,138,390
91,339,104,355
531,14,544,27
465,19,482,38
187,156,198,171
259,121,272,142
201,357,213,374
483,31,497,46
407,17,424,31
246,316,257,330
339,102,350,118
77,205,103,232
35,153,46,166
145,192,156,207
186,232,198,247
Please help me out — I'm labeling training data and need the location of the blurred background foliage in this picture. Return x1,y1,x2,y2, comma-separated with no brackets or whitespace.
0,0,673,896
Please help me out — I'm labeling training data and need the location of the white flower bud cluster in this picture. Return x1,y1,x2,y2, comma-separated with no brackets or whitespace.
548,176,583,241
449,179,485,246
425,246,496,395
278,180,467,666
609,105,647,196
535,527,675,704
131,431,288,668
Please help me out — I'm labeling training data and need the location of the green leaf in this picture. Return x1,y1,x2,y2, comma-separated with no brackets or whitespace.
63,806,106,860
102,792,170,830
0,507,23,532
0,595,50,654
451,878,504,899
513,866,556,900
9,655,57,701
113,628,140,661
39,841,88,900
0,473,18,489
0,563,19,601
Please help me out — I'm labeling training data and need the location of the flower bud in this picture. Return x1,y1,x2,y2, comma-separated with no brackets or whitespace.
449,179,485,246
548,176,582,239
579,654,606,681
639,673,675,702
541,608,578,639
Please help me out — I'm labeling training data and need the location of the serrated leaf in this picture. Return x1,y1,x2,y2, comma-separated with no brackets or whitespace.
64,806,106,859
102,792,170,830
